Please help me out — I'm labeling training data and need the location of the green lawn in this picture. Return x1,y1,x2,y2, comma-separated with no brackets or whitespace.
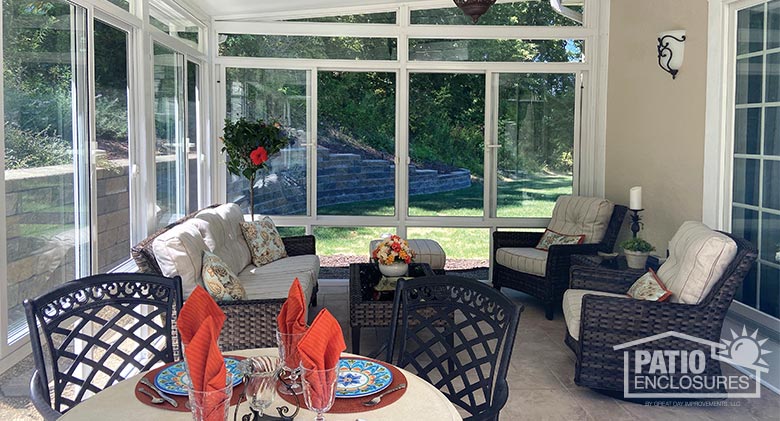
288,172,572,259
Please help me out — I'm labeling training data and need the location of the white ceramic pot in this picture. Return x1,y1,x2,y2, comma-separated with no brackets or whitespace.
624,250,650,269
378,262,409,277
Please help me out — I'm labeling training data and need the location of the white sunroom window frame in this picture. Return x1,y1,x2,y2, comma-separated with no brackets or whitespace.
211,0,608,239
704,0,780,330
0,0,212,371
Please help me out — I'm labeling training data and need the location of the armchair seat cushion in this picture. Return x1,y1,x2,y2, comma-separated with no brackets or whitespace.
547,196,614,244
495,247,548,277
237,254,319,304
562,289,630,340
657,221,738,304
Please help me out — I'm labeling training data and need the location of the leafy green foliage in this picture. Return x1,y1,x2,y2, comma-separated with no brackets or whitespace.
620,238,656,253
4,123,72,169
221,117,288,181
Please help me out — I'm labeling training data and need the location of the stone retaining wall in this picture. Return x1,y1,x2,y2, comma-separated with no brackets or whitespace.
227,146,471,215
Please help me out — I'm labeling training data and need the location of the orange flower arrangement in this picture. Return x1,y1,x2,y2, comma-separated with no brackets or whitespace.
372,235,415,265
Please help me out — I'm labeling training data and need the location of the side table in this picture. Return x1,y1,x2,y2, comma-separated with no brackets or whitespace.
349,262,435,355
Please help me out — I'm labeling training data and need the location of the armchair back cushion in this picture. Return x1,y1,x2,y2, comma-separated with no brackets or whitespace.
547,196,615,244
152,218,210,298
195,203,252,275
657,221,738,304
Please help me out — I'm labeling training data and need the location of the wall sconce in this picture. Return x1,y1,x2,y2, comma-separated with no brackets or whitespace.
657,30,686,79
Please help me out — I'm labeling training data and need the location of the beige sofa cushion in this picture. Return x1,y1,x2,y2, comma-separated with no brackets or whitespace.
370,239,446,270
657,221,738,304
195,203,252,276
547,196,614,244
152,218,210,297
563,289,630,340
237,255,320,305
495,247,548,277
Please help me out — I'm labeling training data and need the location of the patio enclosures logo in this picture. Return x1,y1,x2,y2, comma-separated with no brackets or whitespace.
614,327,771,398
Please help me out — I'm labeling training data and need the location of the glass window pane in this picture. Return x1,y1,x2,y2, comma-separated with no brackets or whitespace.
153,43,186,228
317,72,396,216
149,0,200,50
732,158,760,206
288,12,396,23
759,265,779,317
769,0,780,49
737,3,765,54
411,1,582,26
277,226,306,237
95,21,131,272
106,0,130,11
187,61,200,213
225,68,309,216
497,73,575,218
732,207,759,247
735,56,763,105
766,52,780,103
406,227,489,263
764,161,780,210
409,39,583,62
409,73,485,217
734,108,761,154
312,226,394,257
766,107,780,156
762,212,780,263
735,264,758,307
4,0,88,340
219,35,397,60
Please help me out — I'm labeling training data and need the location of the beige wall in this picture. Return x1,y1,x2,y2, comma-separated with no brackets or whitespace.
605,0,709,253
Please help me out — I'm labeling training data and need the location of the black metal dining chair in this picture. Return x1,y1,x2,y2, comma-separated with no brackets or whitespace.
386,276,522,421
23,273,183,420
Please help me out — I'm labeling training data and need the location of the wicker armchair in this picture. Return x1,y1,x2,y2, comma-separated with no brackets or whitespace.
492,201,627,320
564,232,757,395
131,206,318,351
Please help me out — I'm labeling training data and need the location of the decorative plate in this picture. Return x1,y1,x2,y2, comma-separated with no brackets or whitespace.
154,357,242,396
335,358,393,398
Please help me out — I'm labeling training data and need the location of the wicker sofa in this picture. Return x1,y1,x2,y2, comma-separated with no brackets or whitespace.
132,203,319,351
492,196,627,320
563,223,757,395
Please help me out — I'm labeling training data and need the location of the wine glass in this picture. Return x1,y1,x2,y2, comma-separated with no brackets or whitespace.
300,365,338,421
276,330,306,395
242,356,280,417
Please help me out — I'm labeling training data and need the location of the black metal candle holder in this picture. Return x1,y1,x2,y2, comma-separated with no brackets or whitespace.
234,371,300,421
629,209,644,238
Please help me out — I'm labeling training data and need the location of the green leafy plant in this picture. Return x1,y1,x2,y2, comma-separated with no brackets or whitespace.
221,117,288,219
620,238,655,253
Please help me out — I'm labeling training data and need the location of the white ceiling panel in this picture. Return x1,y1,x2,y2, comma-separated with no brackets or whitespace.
189,0,433,20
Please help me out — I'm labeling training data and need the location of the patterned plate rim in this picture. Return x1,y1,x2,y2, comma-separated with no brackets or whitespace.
335,358,393,399
153,357,242,396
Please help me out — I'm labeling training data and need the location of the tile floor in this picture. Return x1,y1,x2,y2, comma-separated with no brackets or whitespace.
1,279,778,420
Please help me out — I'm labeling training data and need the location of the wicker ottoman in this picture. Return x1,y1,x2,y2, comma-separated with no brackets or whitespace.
369,238,446,274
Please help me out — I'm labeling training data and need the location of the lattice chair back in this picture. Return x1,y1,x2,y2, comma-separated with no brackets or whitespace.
386,276,522,421
23,273,183,418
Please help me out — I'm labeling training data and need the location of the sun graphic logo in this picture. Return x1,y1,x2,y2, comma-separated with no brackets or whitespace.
716,326,772,374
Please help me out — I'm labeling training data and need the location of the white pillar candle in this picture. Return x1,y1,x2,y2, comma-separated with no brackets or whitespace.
629,186,643,210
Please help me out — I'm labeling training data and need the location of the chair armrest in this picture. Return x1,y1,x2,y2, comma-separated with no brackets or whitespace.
578,294,712,342
30,370,62,421
218,299,285,351
569,266,640,294
282,235,316,256
492,231,544,252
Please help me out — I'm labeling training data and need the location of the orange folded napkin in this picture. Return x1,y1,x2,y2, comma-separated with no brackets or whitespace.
178,286,227,347
277,278,308,335
297,308,346,371
178,287,229,421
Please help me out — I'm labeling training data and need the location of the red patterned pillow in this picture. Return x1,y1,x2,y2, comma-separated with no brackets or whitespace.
627,269,672,302
535,229,585,251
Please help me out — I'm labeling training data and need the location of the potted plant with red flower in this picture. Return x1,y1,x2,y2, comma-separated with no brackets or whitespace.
221,117,288,220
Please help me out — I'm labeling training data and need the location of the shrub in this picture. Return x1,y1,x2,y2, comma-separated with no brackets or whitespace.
4,123,72,169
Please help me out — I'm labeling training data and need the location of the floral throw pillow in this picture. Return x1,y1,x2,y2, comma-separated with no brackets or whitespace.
202,251,247,301
627,269,672,302
240,217,288,267
535,229,586,251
